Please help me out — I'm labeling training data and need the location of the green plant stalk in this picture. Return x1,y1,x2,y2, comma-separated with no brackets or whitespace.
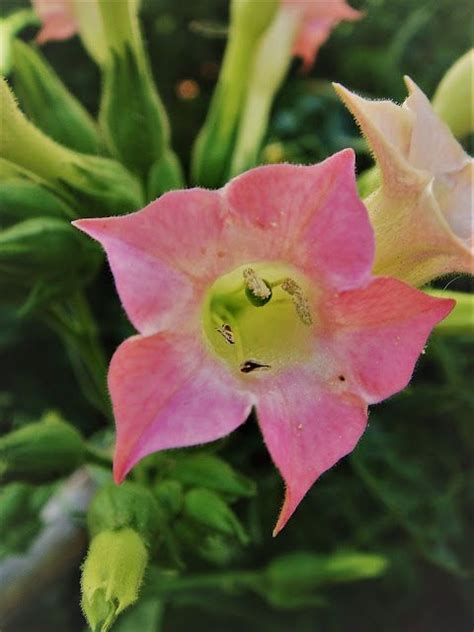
0,9,40,75
191,0,279,187
229,8,300,176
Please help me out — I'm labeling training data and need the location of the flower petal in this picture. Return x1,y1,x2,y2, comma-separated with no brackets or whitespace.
404,76,470,177
73,188,226,335
333,82,427,193
33,0,77,44
286,0,362,70
256,370,367,535
224,149,374,290
327,277,455,403
109,332,255,483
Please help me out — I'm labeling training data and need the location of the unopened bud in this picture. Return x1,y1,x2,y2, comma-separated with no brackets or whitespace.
0,412,85,483
171,454,256,498
183,488,249,545
153,479,183,519
0,158,74,225
81,528,148,632
12,40,102,154
0,77,143,217
0,216,101,311
260,551,388,608
147,149,185,200
87,481,160,545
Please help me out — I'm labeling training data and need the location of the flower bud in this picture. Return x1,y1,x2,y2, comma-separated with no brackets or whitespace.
12,39,102,154
183,488,249,545
87,481,160,545
433,49,474,139
0,216,101,311
153,479,183,519
429,290,472,335
0,77,143,217
170,454,256,498
147,149,185,200
0,158,74,226
81,528,148,632
97,0,176,182
260,551,388,608
0,412,85,483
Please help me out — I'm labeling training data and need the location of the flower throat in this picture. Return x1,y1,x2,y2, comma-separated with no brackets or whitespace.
202,262,315,376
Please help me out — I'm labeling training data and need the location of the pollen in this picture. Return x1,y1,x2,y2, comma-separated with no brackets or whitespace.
243,268,272,304
281,279,313,325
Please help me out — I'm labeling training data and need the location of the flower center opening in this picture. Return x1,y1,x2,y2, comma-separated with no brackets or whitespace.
201,262,316,377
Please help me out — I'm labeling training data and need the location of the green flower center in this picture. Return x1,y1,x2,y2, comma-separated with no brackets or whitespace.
201,262,315,376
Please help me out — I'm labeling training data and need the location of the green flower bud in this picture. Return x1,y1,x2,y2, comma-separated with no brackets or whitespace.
0,78,143,217
81,528,148,632
12,40,102,154
0,412,85,483
0,158,74,226
433,49,474,139
153,479,183,519
183,488,249,545
174,519,240,566
0,482,52,558
147,149,185,201
429,290,474,335
0,217,101,311
170,454,256,498
260,551,388,608
97,0,175,181
87,481,160,545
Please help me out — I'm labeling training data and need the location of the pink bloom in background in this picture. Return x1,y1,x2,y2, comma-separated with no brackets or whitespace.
74,150,453,534
285,0,362,70
33,0,77,44
334,78,474,286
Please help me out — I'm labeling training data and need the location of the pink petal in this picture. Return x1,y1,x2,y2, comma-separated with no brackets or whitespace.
73,189,226,335
256,369,367,535
224,149,374,291
288,0,362,70
326,277,455,403
109,332,255,482
33,0,77,44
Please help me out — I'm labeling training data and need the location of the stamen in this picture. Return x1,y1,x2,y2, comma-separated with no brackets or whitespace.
216,323,235,345
281,279,313,325
240,359,271,373
243,268,272,306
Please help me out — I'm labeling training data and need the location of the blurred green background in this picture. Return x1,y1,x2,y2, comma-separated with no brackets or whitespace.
1,0,473,630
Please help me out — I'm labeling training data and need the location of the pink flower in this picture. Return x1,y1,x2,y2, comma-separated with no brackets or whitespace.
284,0,362,70
33,0,77,44
74,150,453,534
334,78,474,286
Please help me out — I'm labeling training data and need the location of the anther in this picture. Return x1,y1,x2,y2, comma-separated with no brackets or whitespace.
216,323,235,345
240,359,271,373
281,279,313,325
243,268,272,306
